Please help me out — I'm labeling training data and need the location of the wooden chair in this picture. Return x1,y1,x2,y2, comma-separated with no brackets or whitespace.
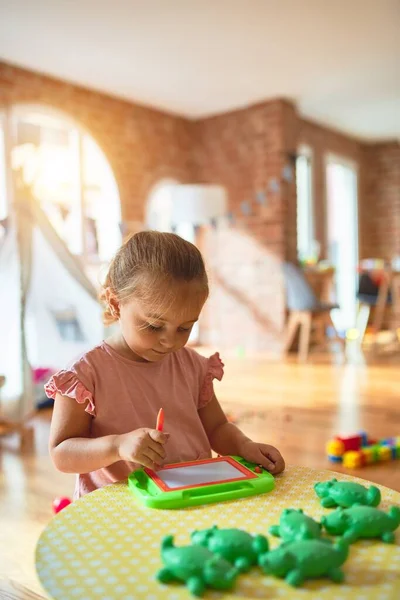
282,262,342,362
389,273,400,341
356,271,400,348
355,272,383,344
392,274,400,318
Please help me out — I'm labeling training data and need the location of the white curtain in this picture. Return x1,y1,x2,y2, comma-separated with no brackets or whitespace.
0,189,104,421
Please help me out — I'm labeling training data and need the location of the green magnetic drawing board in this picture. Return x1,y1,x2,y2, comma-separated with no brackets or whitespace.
128,455,275,509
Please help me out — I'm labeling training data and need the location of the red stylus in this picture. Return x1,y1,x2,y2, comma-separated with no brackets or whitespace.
156,408,164,432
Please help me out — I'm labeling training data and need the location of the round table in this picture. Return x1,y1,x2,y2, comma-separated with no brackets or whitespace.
36,465,400,600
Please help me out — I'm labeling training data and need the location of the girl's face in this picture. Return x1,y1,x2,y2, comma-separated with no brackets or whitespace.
117,280,207,362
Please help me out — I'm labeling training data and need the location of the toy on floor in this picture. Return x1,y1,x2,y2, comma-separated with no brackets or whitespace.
321,505,400,544
326,431,400,468
52,497,72,514
191,526,269,573
258,538,349,587
314,479,381,508
269,508,322,542
157,535,239,596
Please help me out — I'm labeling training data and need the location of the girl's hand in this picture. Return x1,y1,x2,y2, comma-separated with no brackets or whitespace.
116,428,170,470
239,440,285,474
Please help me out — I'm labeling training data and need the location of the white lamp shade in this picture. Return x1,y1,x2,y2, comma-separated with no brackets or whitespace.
170,184,227,226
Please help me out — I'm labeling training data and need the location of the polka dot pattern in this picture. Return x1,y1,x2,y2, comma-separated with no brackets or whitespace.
36,465,400,599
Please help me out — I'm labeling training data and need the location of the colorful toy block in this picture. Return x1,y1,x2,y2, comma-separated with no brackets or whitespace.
342,451,363,469
326,439,345,457
341,435,363,452
361,447,374,465
326,431,400,469
378,446,392,461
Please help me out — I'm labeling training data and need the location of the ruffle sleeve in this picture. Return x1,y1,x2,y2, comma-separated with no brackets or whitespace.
44,370,96,416
198,352,224,409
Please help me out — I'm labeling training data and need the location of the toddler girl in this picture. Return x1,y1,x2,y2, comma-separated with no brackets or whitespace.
46,232,284,498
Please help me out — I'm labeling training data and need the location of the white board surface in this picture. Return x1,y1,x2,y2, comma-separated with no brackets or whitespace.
155,459,248,490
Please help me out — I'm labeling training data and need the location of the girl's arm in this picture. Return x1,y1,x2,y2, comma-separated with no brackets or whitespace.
198,394,285,474
49,393,168,473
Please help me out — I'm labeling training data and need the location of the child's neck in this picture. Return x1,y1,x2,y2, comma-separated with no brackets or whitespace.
105,333,149,363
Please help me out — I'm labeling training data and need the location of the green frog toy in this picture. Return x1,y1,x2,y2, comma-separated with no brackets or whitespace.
259,538,349,587
314,478,381,508
191,525,269,572
321,505,400,543
269,508,322,542
156,535,238,596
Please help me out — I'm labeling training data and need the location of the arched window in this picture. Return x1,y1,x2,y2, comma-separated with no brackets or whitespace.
1,105,121,281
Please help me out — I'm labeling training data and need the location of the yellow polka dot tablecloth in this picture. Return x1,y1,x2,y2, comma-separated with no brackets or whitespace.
36,465,400,600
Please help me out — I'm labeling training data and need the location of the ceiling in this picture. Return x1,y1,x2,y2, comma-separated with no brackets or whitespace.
1,0,399,140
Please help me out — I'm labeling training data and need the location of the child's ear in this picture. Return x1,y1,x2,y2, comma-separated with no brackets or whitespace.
105,288,120,318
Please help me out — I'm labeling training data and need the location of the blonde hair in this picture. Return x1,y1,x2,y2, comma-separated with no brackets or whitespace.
100,231,208,325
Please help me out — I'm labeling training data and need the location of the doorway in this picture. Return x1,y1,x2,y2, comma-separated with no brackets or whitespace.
326,156,359,335
146,180,199,344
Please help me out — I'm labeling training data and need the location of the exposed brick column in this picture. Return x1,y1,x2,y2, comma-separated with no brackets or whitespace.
193,100,297,355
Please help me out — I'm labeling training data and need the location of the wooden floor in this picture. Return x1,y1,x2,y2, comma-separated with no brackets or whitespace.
1,348,400,599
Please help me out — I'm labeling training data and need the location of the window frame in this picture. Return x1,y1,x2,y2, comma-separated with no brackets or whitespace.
296,144,314,261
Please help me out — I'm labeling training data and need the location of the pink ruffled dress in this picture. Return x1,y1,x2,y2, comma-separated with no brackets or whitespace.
45,342,224,498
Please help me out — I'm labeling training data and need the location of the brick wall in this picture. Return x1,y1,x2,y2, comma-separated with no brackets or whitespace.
0,61,195,221
193,100,297,354
361,142,400,331
298,119,400,263
1,60,399,355
361,142,400,260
